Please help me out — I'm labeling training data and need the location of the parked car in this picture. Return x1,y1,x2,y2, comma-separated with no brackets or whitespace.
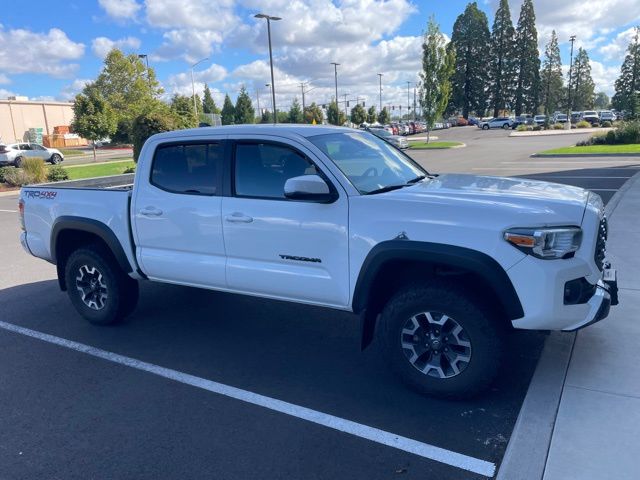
580,111,600,126
599,110,615,123
478,117,513,130
0,142,64,167
533,115,547,126
552,112,568,123
570,111,582,124
368,127,409,149
467,117,479,126
511,115,534,129
18,124,618,398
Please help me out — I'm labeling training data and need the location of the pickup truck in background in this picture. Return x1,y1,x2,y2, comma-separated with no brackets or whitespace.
18,125,618,398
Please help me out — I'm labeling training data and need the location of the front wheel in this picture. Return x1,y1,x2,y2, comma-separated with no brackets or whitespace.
65,245,139,325
502,123,510,129
14,156,24,168
379,282,503,398
50,153,62,164
482,125,489,130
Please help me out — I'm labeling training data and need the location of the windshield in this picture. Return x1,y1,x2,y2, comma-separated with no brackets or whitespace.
371,129,391,137
308,131,426,194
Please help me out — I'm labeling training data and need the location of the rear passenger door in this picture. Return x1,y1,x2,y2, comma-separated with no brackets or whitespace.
221,138,350,307
132,140,227,288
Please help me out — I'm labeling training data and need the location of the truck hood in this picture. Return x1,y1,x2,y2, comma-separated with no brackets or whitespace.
386,173,589,224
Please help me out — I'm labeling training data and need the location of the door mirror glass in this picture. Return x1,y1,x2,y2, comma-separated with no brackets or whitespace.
284,175,335,202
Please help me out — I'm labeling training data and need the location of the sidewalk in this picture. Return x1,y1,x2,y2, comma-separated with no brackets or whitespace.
543,172,640,479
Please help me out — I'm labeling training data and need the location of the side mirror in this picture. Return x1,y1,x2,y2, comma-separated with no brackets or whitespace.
284,175,335,203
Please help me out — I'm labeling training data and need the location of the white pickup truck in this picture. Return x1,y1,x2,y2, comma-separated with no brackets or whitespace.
18,125,618,398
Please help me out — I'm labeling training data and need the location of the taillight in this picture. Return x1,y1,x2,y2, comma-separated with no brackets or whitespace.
18,199,25,231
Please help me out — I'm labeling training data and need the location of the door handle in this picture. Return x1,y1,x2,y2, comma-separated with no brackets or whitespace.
140,207,163,217
225,213,253,223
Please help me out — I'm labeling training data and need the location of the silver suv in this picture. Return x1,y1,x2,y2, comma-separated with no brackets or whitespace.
0,143,64,167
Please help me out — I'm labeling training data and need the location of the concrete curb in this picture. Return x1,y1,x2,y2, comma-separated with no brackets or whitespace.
0,190,19,197
496,169,640,480
409,143,466,150
531,153,640,158
510,127,612,138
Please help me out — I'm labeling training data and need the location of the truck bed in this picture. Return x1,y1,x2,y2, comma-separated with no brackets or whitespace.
37,173,135,190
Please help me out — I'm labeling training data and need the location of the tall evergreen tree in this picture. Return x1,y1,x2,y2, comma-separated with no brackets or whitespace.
221,94,235,125
366,105,377,123
327,100,342,125
289,97,304,123
170,94,196,129
449,2,491,118
420,16,455,141
540,30,564,115
377,107,391,124
569,48,595,110
489,0,517,116
594,92,611,110
350,103,366,124
234,86,255,124
612,27,640,118
514,0,541,115
202,84,219,114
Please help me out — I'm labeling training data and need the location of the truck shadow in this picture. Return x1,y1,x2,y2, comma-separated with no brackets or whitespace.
1,278,545,463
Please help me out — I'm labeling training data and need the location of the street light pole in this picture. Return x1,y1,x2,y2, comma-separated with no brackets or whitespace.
330,62,340,106
377,73,383,113
190,57,209,117
138,54,151,87
266,83,275,121
406,81,411,119
413,84,417,121
566,35,576,130
255,13,282,124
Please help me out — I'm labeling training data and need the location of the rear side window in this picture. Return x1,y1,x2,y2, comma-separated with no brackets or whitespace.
151,142,221,195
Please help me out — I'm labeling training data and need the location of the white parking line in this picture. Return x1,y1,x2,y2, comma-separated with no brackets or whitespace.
0,209,17,212
0,320,496,478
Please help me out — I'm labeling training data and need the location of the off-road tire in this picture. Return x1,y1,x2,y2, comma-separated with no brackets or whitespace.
379,281,503,399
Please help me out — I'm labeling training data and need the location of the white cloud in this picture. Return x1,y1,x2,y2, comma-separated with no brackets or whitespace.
165,63,228,97
0,88,17,99
590,60,619,96
59,79,92,101
152,29,222,63
0,26,84,78
98,0,141,19
599,27,638,61
0,74,10,84
91,36,141,58
145,0,238,30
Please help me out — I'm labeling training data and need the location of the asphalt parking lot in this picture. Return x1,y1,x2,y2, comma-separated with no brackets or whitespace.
1,128,638,479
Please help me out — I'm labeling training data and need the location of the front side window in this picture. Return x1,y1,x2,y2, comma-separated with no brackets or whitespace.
234,143,317,199
151,142,221,195
308,131,425,194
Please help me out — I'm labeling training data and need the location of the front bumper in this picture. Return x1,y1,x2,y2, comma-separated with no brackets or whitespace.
562,270,617,331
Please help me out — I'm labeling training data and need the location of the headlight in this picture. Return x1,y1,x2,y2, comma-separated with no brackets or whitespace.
504,227,582,259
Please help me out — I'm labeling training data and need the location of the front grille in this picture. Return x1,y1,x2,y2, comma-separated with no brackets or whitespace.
594,217,608,271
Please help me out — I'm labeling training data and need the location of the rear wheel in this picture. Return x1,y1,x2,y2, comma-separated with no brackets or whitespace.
379,281,503,399
14,156,24,168
50,153,62,164
502,123,510,129
65,245,139,325
482,125,489,130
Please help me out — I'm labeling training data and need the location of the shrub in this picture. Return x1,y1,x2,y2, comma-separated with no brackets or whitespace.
21,158,47,183
123,166,136,174
3,168,32,187
0,166,14,183
614,121,640,144
47,165,69,182
576,120,591,128
532,125,542,131
516,124,528,131
553,123,565,130
602,121,612,128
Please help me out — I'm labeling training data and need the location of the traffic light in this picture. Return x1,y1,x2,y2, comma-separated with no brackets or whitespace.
347,101,350,107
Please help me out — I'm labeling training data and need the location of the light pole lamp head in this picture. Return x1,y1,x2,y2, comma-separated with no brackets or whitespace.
138,54,147,59
569,35,576,42
255,13,281,20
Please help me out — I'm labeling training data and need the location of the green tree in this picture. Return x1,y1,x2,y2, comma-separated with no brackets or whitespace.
71,92,117,162
540,30,564,116
289,97,304,123
489,0,517,116
88,49,163,143
449,2,491,117
612,27,640,118
514,0,541,115
131,109,176,161
304,102,324,124
170,94,197,129
377,107,390,124
594,92,611,110
202,84,219,114
420,16,456,141
277,111,290,123
327,100,342,125
221,94,235,125
350,103,367,124
235,86,255,124
569,48,595,110
366,105,377,123
260,110,273,123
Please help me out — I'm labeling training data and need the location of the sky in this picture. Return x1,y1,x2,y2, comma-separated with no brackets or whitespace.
0,0,639,112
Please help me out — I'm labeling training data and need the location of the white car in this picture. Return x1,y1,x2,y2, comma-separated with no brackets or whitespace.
533,115,547,125
599,111,615,122
478,117,513,129
0,142,64,167
18,125,618,398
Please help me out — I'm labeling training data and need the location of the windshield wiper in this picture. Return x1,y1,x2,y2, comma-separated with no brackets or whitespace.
364,184,407,195
407,175,426,184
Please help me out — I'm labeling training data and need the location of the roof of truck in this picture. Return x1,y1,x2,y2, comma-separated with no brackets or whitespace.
151,124,353,141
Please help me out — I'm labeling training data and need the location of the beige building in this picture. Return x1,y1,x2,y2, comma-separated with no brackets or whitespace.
0,98,75,144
